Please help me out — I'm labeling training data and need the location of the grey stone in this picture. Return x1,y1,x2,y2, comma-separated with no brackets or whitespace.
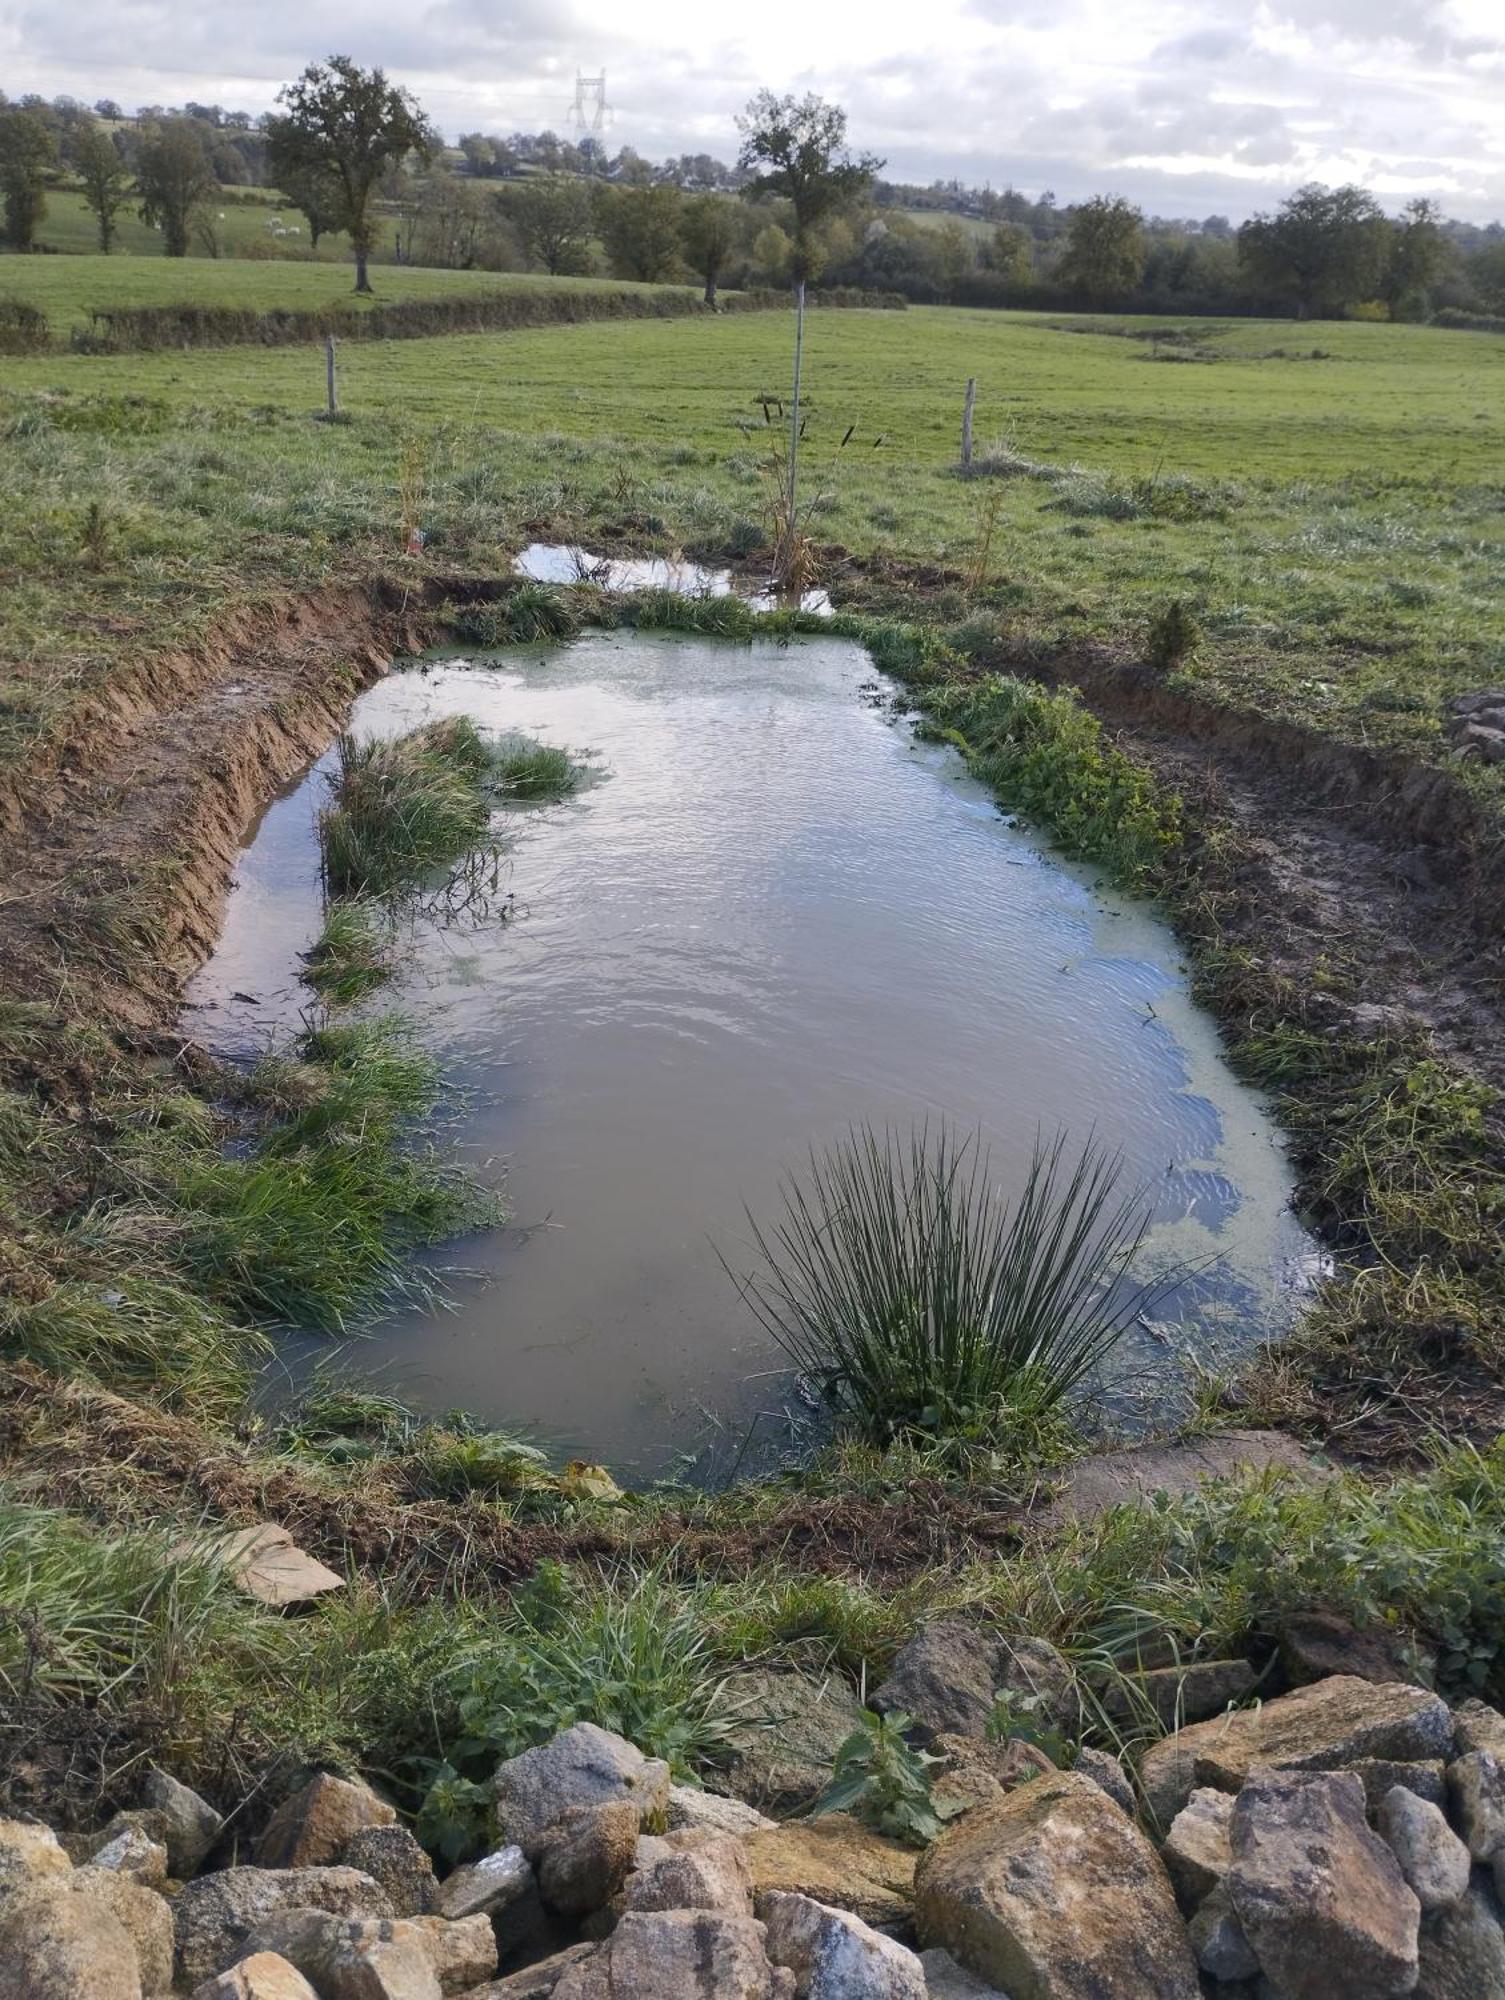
236,1911,495,1997
436,1844,533,1921
1379,1786,1472,1912
1072,1747,1134,1815
623,1830,753,1915
1452,1700,1505,1761
761,1890,928,1999
1162,1787,1234,1909
338,1827,439,1918
1278,1610,1427,1688
873,1622,1004,1741
667,1785,776,1836
917,1947,1011,1998
0,1881,142,2000
719,1671,868,1815
256,1775,396,1870
492,1724,671,1854
0,1818,72,1913
1414,1881,1505,2000
536,1801,640,1919
1457,723,1505,764
322,1933,442,2000
1227,1768,1421,2000
1187,1884,1259,1982
467,1944,594,1997
551,1909,778,2000
172,1866,393,1987
1031,1430,1321,1531
71,1868,175,1994
1353,1758,1448,1810
87,1822,170,1889
191,1953,321,1999
1450,1750,1505,1860
143,1769,224,1877
1105,1658,1257,1731
995,1636,1079,1734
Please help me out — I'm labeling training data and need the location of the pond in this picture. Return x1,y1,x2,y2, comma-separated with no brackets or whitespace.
186,629,1315,1479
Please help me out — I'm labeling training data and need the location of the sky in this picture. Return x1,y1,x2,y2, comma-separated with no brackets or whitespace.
4,0,1504,222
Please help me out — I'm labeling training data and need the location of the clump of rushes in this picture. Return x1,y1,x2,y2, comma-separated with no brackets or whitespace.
319,718,500,898
302,898,395,1005
491,733,585,802
453,585,583,648
727,1123,1158,1452
1146,598,1203,673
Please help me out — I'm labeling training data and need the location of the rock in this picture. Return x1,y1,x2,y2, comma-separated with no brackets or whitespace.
238,1911,496,1996
468,1943,594,1997
761,1890,927,1998
1187,1883,1259,1982
257,1774,396,1869
1278,1609,1426,1688
73,1868,175,1993
1379,1786,1471,1912
1456,723,1505,764
1072,1747,1133,1815
1227,1768,1420,2000
402,1915,498,1995
192,1953,321,1999
144,1769,225,1876
1447,688,1505,721
552,1910,778,1999
873,1622,1004,1741
173,1865,393,1987
930,1735,1054,1821
0,1818,73,1911
436,1845,534,1921
719,1671,868,1815
624,1829,753,1915
1450,1751,1505,1860
203,1522,345,1607
339,1826,439,1918
745,1816,917,1929
493,1724,671,1854
1414,1881,1505,2000
995,1636,1079,1734
667,1785,776,1836
1106,1658,1256,1731
1031,1430,1319,1531
914,1769,1198,1998
1138,1674,1454,1821
1353,1758,1448,1809
323,1933,443,2000
87,1821,170,1888
0,1881,142,1999
1452,1700,1505,1760
1162,1786,1234,1908
536,1801,640,1918
916,1947,1010,1998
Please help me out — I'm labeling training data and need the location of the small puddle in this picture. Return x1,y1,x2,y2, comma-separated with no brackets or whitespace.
515,541,832,615
187,630,1315,1479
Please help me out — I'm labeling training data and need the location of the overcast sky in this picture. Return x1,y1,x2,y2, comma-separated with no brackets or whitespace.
5,0,1503,221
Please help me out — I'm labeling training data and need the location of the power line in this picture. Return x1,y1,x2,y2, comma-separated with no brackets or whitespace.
567,72,612,136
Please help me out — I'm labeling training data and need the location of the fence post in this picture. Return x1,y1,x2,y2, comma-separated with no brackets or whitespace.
325,336,338,418
961,376,976,467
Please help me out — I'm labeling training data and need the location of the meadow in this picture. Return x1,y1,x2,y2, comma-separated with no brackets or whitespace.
2,296,1501,781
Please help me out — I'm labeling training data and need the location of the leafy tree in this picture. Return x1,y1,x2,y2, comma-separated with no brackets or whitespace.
596,183,684,282
0,107,56,250
680,193,744,305
930,218,975,299
1467,242,1505,314
1058,195,1146,306
274,156,346,250
751,221,792,284
987,221,1034,286
1237,183,1390,318
136,118,215,256
73,119,130,252
505,176,595,275
1383,197,1450,316
267,57,435,292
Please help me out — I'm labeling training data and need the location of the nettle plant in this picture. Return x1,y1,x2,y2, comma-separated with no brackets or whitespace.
816,1708,944,1846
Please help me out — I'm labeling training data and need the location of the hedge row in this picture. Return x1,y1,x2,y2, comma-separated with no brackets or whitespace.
0,301,50,356
70,284,905,354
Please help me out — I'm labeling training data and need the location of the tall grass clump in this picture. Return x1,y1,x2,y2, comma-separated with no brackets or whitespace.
302,898,395,1005
491,734,585,802
727,1124,1158,1450
318,718,500,898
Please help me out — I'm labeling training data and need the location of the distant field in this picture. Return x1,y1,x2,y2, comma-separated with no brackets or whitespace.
898,207,996,239
25,187,361,263
2,303,1501,778
0,252,694,338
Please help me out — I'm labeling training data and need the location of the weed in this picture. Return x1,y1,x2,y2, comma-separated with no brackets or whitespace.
1146,599,1203,673
816,1708,943,1845
302,899,395,1006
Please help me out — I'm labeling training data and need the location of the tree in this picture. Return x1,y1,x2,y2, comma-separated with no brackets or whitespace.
1057,196,1146,305
505,176,595,274
0,107,56,250
596,183,683,282
73,119,130,252
1237,184,1390,318
987,221,1034,285
267,57,434,293
274,156,346,250
136,118,216,256
1384,197,1450,316
680,194,743,305
737,92,882,581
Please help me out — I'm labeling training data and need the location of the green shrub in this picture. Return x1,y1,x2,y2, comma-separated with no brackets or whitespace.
816,1708,943,1845
1146,600,1203,673
491,734,585,802
318,718,500,897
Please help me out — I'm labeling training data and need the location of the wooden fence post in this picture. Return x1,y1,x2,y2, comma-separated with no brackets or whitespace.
961,377,976,466
325,336,338,418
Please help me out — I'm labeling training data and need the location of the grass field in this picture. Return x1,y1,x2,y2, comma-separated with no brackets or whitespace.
2,298,1501,781
0,249,690,338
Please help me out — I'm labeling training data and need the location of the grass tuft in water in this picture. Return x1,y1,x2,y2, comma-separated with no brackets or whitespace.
318,718,500,898
491,733,586,802
302,898,395,1006
728,1123,1158,1450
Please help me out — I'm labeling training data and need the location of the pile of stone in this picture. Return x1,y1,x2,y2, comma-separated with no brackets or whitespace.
4,1615,1505,1999
1445,690,1505,764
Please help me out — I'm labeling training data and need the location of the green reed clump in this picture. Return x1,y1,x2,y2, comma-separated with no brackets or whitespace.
318,718,500,898
491,734,585,802
302,898,395,1006
727,1123,1158,1450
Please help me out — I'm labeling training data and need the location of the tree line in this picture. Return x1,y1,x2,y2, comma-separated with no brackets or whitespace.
4,75,1505,322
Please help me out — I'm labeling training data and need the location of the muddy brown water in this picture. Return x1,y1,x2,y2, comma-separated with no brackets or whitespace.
186,628,1315,1479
